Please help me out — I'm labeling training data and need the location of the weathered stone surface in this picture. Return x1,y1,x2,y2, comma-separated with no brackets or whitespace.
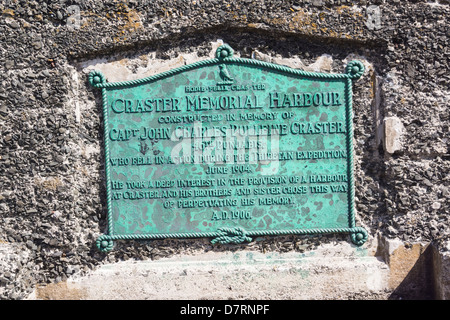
433,241,450,300
383,116,404,154
28,241,391,300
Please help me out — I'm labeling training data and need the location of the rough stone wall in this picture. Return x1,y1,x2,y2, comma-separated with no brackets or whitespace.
0,0,448,300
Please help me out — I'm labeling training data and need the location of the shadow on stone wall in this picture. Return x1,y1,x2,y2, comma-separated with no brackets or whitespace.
388,244,435,300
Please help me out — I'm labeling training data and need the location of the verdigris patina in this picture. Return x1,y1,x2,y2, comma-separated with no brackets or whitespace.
89,44,366,252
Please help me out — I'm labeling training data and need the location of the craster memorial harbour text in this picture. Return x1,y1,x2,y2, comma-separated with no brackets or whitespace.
89,44,367,251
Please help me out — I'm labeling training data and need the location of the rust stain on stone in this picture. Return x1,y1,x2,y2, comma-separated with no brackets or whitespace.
387,243,428,289
36,282,87,300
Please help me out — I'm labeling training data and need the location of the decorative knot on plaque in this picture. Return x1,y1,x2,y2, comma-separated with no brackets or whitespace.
88,70,106,87
215,44,234,60
96,234,114,252
350,227,368,246
345,60,365,79
211,227,252,244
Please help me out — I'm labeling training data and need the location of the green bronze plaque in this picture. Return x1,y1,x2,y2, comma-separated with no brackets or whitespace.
89,44,367,252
